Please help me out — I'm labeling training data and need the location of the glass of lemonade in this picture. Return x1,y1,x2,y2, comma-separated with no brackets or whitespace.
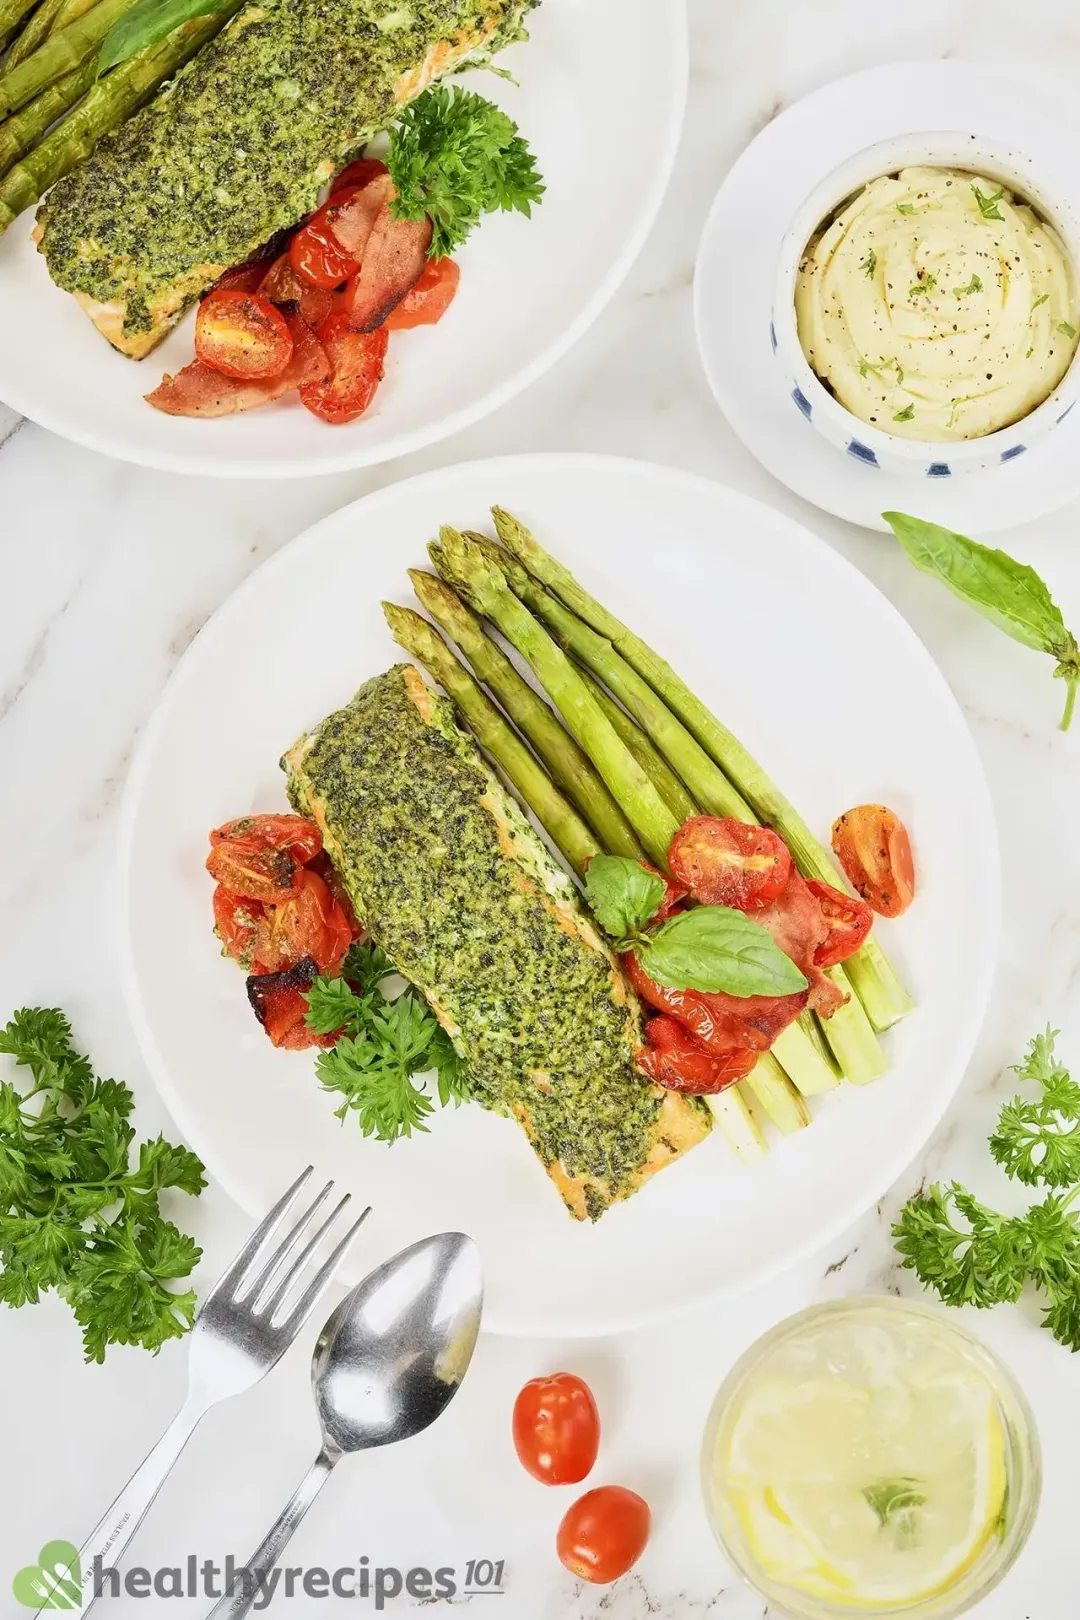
701,1298,1040,1620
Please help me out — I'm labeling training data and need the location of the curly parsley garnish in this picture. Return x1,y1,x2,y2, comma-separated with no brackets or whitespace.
894,1028,1080,1350
305,942,470,1144
0,1008,205,1362
387,84,544,259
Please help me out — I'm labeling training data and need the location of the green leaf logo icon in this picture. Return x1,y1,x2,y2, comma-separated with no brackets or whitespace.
12,1542,82,1609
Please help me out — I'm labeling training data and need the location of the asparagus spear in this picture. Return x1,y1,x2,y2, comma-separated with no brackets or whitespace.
0,1,244,229
492,507,914,1034
573,663,697,824
744,1051,811,1134
7,0,97,69
383,603,600,879
0,0,138,116
0,0,40,54
0,58,92,177
438,528,677,867
409,567,645,863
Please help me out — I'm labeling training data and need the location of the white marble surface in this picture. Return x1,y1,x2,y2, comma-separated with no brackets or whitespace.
5,1,1080,1614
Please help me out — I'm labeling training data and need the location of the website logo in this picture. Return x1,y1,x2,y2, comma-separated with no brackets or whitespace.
13,1543,82,1610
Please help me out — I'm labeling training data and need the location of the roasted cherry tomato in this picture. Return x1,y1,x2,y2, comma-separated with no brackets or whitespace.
513,1373,600,1485
806,879,874,968
246,957,335,1050
556,1487,651,1585
636,1016,757,1094
667,816,792,911
385,256,460,329
210,815,323,863
207,261,270,296
289,200,361,290
624,952,805,1055
330,157,389,196
299,312,387,425
206,837,297,904
831,804,916,918
253,869,353,977
212,884,264,971
258,252,336,328
641,862,687,922
194,289,294,380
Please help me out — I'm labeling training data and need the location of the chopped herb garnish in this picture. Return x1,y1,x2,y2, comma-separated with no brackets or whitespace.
953,274,983,297
1031,293,1050,312
1059,321,1077,340
861,248,877,279
909,273,938,298
896,201,916,215
972,184,1005,221
893,403,915,421
1027,346,1035,359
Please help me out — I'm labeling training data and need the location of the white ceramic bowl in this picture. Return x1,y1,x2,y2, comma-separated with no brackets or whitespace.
771,131,1080,479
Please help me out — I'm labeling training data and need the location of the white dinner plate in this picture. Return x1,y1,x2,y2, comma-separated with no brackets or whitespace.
117,454,999,1336
0,0,686,478
694,61,1080,533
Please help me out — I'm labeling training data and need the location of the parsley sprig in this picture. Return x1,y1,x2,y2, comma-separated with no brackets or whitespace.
894,1028,1080,1349
387,84,544,259
305,942,470,1145
0,1008,205,1362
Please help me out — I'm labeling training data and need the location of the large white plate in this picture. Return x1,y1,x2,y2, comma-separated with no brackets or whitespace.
117,454,999,1336
0,0,686,478
694,62,1080,533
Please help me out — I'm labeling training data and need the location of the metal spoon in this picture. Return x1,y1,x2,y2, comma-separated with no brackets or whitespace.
207,1231,483,1618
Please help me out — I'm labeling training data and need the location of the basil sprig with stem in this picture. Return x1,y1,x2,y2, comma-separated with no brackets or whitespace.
583,855,807,998
883,512,1080,731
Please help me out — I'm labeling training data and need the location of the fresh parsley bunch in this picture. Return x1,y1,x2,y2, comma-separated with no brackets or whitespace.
0,1008,205,1362
305,942,470,1145
387,84,544,258
894,1028,1080,1349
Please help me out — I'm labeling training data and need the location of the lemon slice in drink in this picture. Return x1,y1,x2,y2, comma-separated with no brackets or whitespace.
725,1368,1008,1608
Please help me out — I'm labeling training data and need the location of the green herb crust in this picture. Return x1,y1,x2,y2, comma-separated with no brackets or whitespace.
283,665,710,1219
36,0,537,352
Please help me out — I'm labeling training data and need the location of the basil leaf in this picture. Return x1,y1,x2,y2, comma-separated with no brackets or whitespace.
584,855,665,938
883,511,1080,730
97,0,225,74
639,907,808,997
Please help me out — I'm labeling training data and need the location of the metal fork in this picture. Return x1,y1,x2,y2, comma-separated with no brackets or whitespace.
36,1166,369,1618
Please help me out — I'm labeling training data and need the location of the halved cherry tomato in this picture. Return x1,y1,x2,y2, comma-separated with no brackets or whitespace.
212,884,264,971
556,1487,651,1585
289,199,361,290
637,1015,757,1094
331,157,389,196
210,815,323,863
385,256,460,329
831,804,916,918
640,862,687,922
207,262,269,296
206,838,297,903
253,868,353,977
806,879,873,968
299,312,387,425
668,816,792,911
258,253,336,329
246,957,335,1050
624,952,806,1054
194,289,294,380
308,850,362,942
513,1373,600,1485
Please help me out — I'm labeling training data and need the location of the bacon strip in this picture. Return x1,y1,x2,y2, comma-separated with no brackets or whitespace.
146,311,328,418
330,172,396,259
342,196,433,332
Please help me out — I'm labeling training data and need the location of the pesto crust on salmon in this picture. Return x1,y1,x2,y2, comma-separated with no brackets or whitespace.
283,666,710,1220
35,0,537,358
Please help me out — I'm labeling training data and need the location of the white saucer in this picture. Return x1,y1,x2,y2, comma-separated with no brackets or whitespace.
694,61,1080,534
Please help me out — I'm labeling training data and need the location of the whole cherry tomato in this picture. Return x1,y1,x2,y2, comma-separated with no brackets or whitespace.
556,1487,651,1585
512,1373,600,1485
252,868,353,977
210,815,322,863
831,804,916,918
668,816,792,910
195,290,294,380
806,879,874,968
